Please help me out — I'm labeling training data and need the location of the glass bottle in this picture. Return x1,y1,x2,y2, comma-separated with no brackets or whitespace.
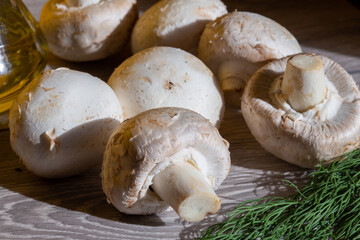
0,0,48,128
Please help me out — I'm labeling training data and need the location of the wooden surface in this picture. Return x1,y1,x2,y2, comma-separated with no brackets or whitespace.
1,0,359,239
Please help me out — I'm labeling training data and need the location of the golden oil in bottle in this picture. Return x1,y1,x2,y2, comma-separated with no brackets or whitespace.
0,0,48,127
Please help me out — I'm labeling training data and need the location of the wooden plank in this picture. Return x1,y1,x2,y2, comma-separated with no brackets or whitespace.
0,0,359,239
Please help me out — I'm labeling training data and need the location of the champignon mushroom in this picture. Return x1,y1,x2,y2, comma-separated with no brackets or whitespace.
198,11,302,107
9,68,123,178
40,0,138,62
107,46,224,128
131,0,227,54
101,107,230,222
241,53,360,168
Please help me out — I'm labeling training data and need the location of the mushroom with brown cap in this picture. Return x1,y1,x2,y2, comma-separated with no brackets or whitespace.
101,107,231,222
241,53,360,168
198,11,302,107
131,0,227,54
9,68,123,178
40,0,138,62
108,46,224,128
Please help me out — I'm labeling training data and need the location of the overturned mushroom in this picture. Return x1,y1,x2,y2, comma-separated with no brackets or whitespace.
101,107,230,222
199,11,302,107
108,46,224,128
40,0,138,61
9,68,123,178
131,0,227,54
241,53,360,168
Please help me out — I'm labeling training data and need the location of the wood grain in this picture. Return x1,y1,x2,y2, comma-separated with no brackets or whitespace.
0,0,359,239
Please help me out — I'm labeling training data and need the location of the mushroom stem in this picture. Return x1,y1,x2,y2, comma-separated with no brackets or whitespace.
65,0,100,7
281,54,327,112
151,160,221,222
219,61,243,91
221,76,241,92
218,61,261,107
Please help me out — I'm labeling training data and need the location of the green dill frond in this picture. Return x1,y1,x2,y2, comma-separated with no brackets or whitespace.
200,148,360,240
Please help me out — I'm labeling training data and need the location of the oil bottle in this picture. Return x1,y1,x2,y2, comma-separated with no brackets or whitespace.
0,0,48,128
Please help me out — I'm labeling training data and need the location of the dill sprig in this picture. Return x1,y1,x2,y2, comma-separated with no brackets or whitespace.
201,149,360,240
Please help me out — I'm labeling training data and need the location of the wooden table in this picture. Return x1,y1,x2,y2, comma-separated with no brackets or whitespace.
1,0,359,239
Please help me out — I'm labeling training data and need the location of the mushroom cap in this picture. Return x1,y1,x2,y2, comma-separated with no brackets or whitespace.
9,68,123,178
241,54,360,168
107,46,225,128
40,0,138,62
198,11,301,106
130,0,227,54
101,107,230,215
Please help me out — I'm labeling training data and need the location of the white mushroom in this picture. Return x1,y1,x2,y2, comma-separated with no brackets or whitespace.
40,0,138,62
9,68,123,178
101,107,230,222
241,53,360,168
131,0,227,54
198,11,302,107
107,46,224,128
281,54,327,112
